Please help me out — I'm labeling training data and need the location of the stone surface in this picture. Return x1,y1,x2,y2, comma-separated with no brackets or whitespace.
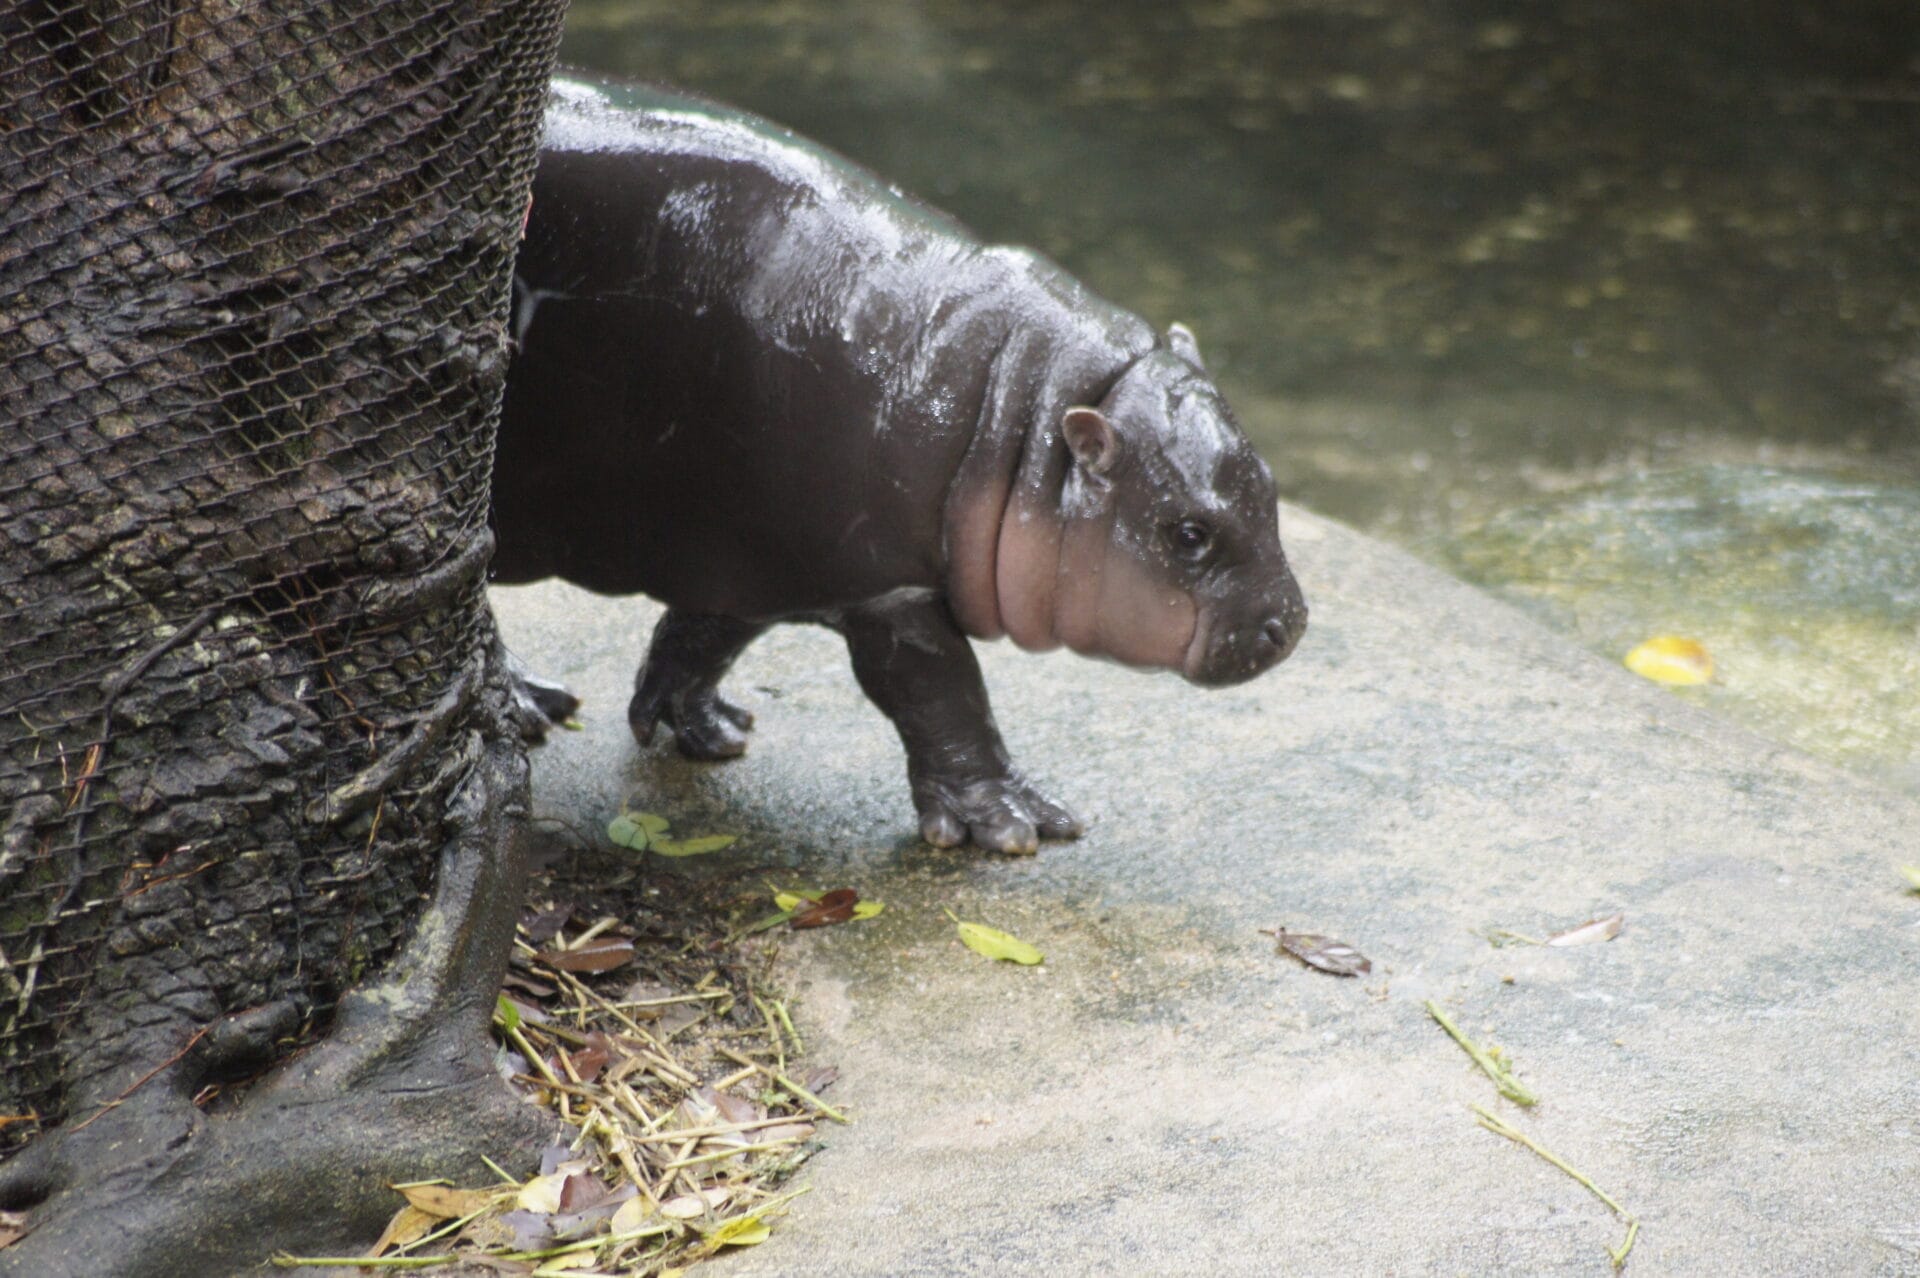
491,504,1920,1275
1439,464,1920,794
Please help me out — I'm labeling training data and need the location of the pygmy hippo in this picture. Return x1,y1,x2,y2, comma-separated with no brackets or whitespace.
491,75,1307,853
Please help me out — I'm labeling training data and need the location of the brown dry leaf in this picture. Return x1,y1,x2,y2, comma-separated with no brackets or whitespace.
557,1172,610,1214
368,1204,439,1257
790,888,859,930
756,1121,817,1144
397,1182,500,1221
522,902,575,945
1263,927,1372,977
711,1090,762,1128
1545,913,1626,947
567,1038,612,1083
0,1210,29,1250
534,936,636,974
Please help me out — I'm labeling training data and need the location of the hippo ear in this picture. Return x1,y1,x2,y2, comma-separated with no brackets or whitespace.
1166,322,1206,372
1062,406,1120,476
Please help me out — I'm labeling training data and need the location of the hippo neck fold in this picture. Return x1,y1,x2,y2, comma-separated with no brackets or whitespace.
938,257,1153,646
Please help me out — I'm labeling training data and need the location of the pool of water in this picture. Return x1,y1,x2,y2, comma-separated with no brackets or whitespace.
555,0,1920,788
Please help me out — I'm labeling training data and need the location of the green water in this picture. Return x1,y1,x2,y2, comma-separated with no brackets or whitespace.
558,0,1920,788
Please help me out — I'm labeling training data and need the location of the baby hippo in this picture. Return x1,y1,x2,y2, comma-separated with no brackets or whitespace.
491,75,1307,853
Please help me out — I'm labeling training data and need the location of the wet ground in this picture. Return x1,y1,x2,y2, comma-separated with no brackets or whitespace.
554,0,1920,784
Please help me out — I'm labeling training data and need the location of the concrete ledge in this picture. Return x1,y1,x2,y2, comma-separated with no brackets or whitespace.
491,503,1920,1274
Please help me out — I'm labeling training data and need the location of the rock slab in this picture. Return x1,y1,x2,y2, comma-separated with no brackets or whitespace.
492,504,1920,1275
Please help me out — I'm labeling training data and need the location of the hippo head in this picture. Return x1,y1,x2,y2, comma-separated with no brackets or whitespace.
993,325,1308,685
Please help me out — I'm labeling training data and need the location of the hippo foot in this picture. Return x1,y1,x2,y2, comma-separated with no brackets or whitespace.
502,649,581,743
630,684,756,760
914,773,1083,855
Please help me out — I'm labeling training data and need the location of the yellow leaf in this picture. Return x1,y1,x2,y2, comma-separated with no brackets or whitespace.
852,900,885,920
515,1171,567,1214
1624,635,1712,685
533,1252,598,1273
368,1205,438,1257
1900,864,1920,892
609,1196,652,1234
950,914,1043,965
705,1214,770,1247
650,834,738,857
773,890,821,912
396,1182,498,1220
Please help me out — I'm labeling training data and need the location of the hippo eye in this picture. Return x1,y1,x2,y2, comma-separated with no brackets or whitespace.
1169,519,1213,560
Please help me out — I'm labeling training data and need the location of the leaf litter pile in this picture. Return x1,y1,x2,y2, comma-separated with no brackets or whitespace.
276,820,863,1276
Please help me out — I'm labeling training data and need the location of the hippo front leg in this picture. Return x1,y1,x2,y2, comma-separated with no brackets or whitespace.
630,610,768,759
841,599,1083,854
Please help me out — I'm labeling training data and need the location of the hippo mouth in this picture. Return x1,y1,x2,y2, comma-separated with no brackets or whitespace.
1182,604,1305,687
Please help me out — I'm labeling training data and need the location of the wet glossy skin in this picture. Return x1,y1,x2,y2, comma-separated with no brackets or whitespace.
492,74,1307,852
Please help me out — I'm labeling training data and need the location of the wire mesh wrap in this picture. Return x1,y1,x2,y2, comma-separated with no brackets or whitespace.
0,0,566,1154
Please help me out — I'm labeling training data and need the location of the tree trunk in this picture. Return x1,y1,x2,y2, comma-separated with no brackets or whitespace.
0,1,565,1270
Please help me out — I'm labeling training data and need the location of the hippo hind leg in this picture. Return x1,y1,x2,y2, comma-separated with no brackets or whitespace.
841,599,1082,855
630,610,767,760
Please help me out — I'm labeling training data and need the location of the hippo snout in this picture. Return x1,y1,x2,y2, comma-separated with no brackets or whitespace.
1260,594,1308,664
1185,587,1307,688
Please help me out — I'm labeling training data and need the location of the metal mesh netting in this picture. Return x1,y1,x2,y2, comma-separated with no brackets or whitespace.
0,0,566,1153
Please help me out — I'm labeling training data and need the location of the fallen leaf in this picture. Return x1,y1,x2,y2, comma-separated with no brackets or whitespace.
705,1214,770,1248
1263,927,1372,977
609,1196,652,1234
534,936,635,974
521,902,575,945
0,1210,29,1249
1546,913,1625,947
534,1251,598,1272
516,1171,569,1214
1900,864,1920,892
567,1035,612,1083
538,1148,592,1177
1624,635,1712,685
650,834,739,857
606,810,669,851
659,1187,733,1219
851,900,884,920
772,889,821,912
367,1204,438,1258
396,1182,499,1220
790,888,859,929
498,1208,557,1251
494,995,522,1033
949,913,1043,965
557,1172,610,1214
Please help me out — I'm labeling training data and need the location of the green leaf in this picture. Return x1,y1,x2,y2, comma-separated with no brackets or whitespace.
851,900,885,921
773,890,821,912
948,912,1043,965
705,1214,769,1248
1900,864,1920,892
650,834,739,857
608,811,678,851
493,995,521,1033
